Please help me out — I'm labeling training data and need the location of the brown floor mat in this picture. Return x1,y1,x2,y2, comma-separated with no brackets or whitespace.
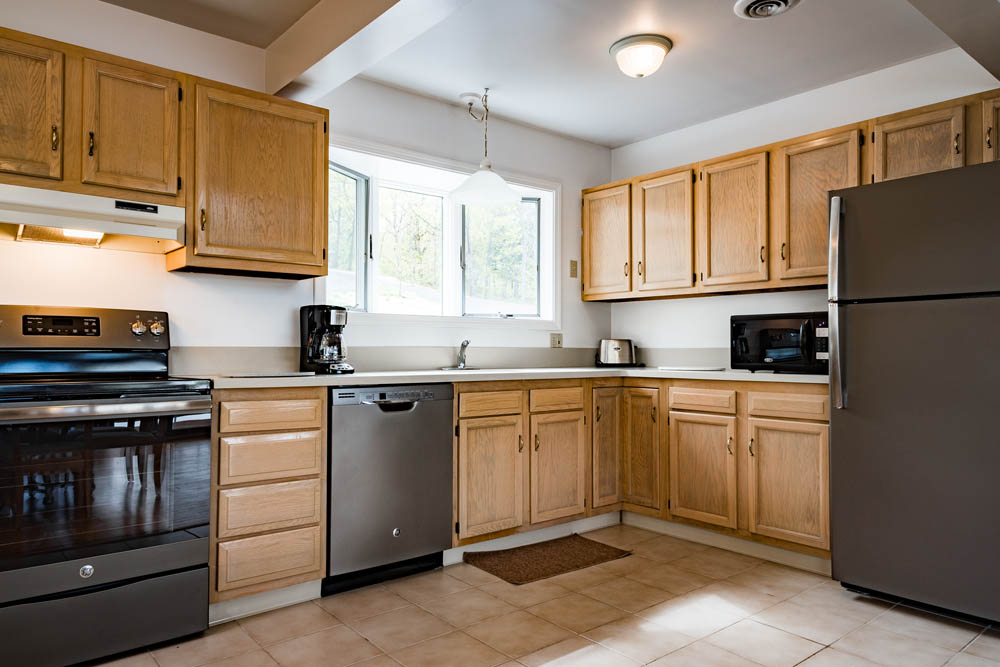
462,534,630,585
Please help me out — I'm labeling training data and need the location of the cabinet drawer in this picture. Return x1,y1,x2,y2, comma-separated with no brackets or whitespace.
668,387,736,414
748,392,829,421
529,387,584,412
219,399,323,433
219,430,323,485
459,391,523,418
217,479,322,539
216,526,322,592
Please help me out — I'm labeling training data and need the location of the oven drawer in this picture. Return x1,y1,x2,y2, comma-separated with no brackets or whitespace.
529,387,584,412
216,526,322,591
217,479,322,538
668,387,737,414
219,399,323,433
748,392,830,421
219,430,324,484
459,390,523,418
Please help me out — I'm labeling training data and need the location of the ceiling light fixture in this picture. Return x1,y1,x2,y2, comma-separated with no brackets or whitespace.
451,88,520,205
610,34,673,78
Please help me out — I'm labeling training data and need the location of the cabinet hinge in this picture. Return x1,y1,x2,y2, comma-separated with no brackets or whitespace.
699,171,703,181
177,176,182,190
692,273,696,284
859,133,865,146
667,415,670,425
322,248,327,260
455,423,459,437
324,121,327,133
871,174,875,184
691,172,696,183
178,87,183,102
667,499,671,510
455,522,460,534
871,131,875,144
584,415,587,425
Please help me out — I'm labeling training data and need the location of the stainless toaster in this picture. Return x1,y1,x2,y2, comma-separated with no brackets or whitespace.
597,339,637,366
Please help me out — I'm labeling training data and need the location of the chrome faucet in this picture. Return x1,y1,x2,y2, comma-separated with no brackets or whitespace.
457,340,471,369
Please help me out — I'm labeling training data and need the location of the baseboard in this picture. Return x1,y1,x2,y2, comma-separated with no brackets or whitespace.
622,512,832,576
208,580,322,626
443,512,621,565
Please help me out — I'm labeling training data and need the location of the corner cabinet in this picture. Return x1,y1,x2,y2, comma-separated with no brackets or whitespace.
592,387,623,508
0,35,63,179
167,85,328,277
582,184,631,298
623,387,661,510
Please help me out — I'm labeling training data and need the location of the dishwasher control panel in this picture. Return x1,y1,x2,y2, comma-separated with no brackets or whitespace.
332,384,454,405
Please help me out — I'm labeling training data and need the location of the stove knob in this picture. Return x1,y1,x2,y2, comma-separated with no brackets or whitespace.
131,320,148,335
149,320,165,336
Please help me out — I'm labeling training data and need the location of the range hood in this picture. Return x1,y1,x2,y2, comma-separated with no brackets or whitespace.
0,184,185,253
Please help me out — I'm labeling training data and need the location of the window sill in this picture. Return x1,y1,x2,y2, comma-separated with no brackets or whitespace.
345,311,559,331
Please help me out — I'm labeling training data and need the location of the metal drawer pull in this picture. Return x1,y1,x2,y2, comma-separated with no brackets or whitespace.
651,406,657,422
749,437,755,457
624,262,629,276
518,434,524,452
988,127,993,150
726,436,733,455
88,132,95,157
955,133,961,154
534,433,540,451
780,242,786,260
760,245,766,263
637,261,643,276
51,125,59,151
200,208,207,231
596,406,602,422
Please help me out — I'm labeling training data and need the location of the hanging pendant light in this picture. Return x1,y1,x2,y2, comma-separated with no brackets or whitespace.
451,88,520,205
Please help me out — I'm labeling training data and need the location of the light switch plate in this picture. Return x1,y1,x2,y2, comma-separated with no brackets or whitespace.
569,260,578,278
550,333,563,348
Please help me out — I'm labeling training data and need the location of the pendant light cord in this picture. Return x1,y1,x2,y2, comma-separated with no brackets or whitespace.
467,88,490,161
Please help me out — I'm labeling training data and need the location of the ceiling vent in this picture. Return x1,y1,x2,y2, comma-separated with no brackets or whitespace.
734,0,800,19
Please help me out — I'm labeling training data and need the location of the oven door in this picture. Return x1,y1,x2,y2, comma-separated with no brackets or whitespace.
731,315,828,374
0,395,211,603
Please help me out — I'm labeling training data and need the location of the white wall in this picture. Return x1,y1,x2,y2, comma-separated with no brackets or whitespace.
610,48,999,350
309,77,614,348
2,0,265,90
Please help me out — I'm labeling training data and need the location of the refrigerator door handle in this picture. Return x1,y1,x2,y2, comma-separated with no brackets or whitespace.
830,304,846,409
828,195,842,303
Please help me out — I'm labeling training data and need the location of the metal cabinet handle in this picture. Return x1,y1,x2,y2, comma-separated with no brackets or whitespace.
596,406,602,422
88,132,95,157
624,262,629,276
780,242,786,261
51,125,59,151
534,433,540,451
987,127,993,150
637,261,643,276
955,133,961,154
200,208,207,231
651,406,657,422
760,246,766,263
726,436,733,455
749,437,755,457
518,434,524,453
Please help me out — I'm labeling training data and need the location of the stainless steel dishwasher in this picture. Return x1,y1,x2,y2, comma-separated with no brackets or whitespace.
325,384,454,592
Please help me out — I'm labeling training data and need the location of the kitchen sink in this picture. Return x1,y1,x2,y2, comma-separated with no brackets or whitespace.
439,366,481,371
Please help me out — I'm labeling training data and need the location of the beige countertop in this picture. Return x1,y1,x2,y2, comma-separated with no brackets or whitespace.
201,367,829,389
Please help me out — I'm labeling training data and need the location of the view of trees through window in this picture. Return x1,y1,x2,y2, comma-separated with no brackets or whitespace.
327,166,361,308
463,200,539,315
374,187,443,315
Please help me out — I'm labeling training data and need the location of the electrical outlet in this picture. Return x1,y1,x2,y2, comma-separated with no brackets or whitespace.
550,333,563,348
569,260,578,278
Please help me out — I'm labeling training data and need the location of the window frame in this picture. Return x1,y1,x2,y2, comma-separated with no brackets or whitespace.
327,160,369,311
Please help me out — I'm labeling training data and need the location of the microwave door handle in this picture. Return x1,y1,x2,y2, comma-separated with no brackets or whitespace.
828,195,842,303
799,320,812,362
830,305,846,409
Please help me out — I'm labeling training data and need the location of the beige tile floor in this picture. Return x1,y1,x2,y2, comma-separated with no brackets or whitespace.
97,526,1000,667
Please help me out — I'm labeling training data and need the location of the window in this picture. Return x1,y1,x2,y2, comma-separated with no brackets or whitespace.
324,146,556,322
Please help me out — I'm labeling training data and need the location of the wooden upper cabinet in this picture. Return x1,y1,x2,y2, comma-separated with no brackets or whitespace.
873,105,964,182
623,387,660,509
0,36,63,179
634,170,695,292
668,411,737,528
457,414,524,540
582,184,631,298
748,417,829,549
194,85,327,267
699,152,768,286
774,130,860,280
529,411,586,523
592,388,623,508
984,96,1000,163
81,58,179,194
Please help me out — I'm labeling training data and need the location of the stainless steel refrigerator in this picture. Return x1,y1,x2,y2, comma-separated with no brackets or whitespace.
828,161,1000,621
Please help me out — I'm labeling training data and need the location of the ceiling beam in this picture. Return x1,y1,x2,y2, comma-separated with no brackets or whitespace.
906,0,1000,80
266,0,472,101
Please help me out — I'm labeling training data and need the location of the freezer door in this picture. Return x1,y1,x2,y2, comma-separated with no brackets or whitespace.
831,297,1000,621
830,161,1000,301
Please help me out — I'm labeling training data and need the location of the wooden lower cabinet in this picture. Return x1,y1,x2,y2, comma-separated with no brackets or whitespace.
217,479,323,539
457,414,524,540
623,387,660,509
748,417,830,549
592,388,623,507
530,411,586,523
668,411,737,528
216,526,323,592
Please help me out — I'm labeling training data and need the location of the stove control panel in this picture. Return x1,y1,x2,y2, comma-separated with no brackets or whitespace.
23,315,101,336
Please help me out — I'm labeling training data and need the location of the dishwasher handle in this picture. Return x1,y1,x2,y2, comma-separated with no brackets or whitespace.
361,399,419,413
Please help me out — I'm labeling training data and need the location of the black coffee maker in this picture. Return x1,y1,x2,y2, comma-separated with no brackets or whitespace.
299,305,354,374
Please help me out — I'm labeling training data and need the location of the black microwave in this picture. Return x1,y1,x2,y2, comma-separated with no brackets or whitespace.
730,312,829,374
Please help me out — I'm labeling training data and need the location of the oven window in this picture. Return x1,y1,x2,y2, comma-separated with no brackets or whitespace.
0,413,210,572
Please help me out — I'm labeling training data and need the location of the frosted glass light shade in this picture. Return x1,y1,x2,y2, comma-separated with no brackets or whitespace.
610,34,672,78
451,162,520,205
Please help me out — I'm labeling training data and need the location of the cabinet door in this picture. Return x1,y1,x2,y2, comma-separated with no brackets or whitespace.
748,418,829,549
984,96,1000,163
623,388,660,509
0,36,63,179
634,170,694,292
81,58,179,194
699,152,768,286
457,414,524,540
592,388,623,508
582,184,631,297
668,411,736,528
774,130,860,280
873,105,964,182
195,85,326,266
530,411,586,523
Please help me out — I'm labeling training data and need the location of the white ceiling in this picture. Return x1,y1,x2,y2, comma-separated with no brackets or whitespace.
98,0,321,47
361,0,955,147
